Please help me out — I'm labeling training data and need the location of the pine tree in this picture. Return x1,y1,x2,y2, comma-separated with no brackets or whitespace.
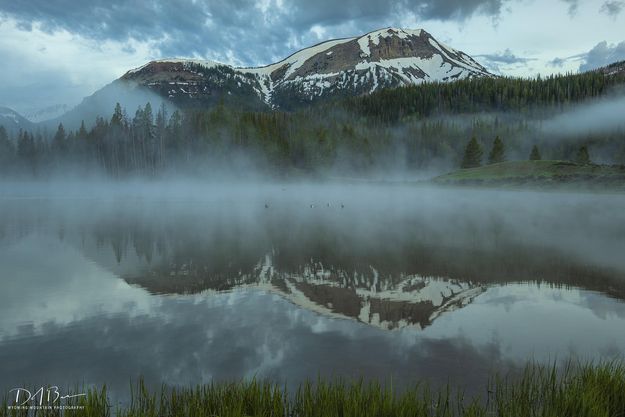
155,103,168,168
461,137,483,168
143,102,154,128
52,123,67,152
488,136,505,164
17,130,37,169
0,125,15,168
111,103,124,126
576,145,591,165
167,110,183,151
78,120,88,139
529,145,542,161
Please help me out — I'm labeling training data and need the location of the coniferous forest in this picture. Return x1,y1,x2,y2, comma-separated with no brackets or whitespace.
1,68,625,178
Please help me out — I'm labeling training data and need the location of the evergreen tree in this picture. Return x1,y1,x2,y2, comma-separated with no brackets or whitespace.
17,130,37,171
52,123,67,152
155,103,168,168
111,103,124,126
167,110,183,151
143,102,154,128
0,125,15,170
156,103,167,130
461,137,483,168
529,145,542,161
576,145,591,165
78,121,88,139
488,136,505,164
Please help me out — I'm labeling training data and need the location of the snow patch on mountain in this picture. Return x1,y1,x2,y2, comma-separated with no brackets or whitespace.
122,27,494,109
243,37,353,79
0,111,19,124
358,28,424,57
22,103,73,123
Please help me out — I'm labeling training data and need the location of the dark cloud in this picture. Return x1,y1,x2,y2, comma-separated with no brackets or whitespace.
548,57,567,67
285,0,399,27
579,40,625,71
561,0,579,14
0,0,512,67
600,0,625,16
548,40,625,72
478,48,534,64
410,0,504,20
476,49,535,73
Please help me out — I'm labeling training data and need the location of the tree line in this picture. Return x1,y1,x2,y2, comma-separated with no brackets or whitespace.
1,68,624,177
346,70,625,123
460,136,593,169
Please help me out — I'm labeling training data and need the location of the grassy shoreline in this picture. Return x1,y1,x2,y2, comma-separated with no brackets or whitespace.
433,160,625,190
2,361,625,416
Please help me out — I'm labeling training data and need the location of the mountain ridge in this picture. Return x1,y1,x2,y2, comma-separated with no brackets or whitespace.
120,27,494,110
0,106,34,134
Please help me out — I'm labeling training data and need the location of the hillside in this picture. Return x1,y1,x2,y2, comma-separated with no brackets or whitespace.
347,68,625,123
433,160,625,189
594,59,625,77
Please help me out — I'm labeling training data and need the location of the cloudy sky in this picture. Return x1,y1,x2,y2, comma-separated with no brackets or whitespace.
0,0,624,114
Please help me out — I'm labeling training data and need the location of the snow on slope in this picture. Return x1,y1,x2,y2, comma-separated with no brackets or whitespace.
355,55,465,83
247,254,486,331
0,111,19,124
124,27,493,108
22,104,72,123
243,37,354,78
357,28,424,56
0,107,34,134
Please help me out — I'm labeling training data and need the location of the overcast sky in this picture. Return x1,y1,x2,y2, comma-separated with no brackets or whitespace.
0,0,624,114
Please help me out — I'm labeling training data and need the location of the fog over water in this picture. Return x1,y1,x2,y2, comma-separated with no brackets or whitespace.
1,180,625,401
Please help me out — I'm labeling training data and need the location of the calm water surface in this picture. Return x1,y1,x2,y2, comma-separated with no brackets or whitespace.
1,182,625,400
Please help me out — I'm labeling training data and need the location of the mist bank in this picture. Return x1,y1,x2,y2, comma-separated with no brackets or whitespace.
540,94,625,138
41,80,177,132
2,180,625,277
1,69,625,179
2,106,624,182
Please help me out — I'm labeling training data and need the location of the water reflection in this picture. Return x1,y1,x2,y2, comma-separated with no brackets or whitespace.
1,183,625,400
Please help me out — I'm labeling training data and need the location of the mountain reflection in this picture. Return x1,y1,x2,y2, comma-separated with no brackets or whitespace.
2,184,625,331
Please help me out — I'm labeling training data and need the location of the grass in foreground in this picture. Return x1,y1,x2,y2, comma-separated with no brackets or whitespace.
2,361,625,417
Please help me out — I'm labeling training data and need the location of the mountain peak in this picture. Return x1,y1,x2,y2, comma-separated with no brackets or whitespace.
120,27,493,110
356,27,425,51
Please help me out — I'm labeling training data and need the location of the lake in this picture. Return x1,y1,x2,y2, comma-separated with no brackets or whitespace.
1,181,625,402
